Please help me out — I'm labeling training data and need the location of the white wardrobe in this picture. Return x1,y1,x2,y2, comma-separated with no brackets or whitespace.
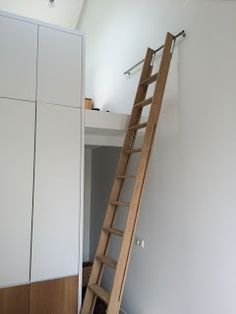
0,11,83,314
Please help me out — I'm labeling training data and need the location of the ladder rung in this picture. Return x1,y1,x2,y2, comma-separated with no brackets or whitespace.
134,97,153,108
116,175,136,179
89,284,110,304
103,227,123,237
140,73,158,86
110,201,130,207
96,255,117,269
124,148,142,154
129,122,148,130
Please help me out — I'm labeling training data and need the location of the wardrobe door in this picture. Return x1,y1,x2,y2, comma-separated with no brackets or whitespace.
0,15,37,101
37,26,83,107
31,103,81,282
0,98,35,287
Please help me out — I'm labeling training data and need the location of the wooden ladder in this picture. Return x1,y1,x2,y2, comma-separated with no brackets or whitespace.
81,32,176,314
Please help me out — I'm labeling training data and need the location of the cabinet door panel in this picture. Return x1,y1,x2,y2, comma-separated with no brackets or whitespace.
0,98,35,287
0,16,37,101
37,26,83,107
31,103,81,282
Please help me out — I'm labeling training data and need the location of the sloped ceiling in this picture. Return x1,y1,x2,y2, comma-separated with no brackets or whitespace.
0,0,84,28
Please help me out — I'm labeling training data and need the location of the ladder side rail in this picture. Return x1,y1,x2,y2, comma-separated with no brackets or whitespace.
107,33,174,314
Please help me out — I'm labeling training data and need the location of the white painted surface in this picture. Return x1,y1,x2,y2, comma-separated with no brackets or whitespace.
0,15,37,101
37,26,83,107
31,102,81,282
85,109,129,147
84,110,145,147
89,147,121,260
0,0,83,28
85,134,124,148
81,1,236,313
85,110,129,134
78,106,85,312
83,148,92,262
0,98,34,287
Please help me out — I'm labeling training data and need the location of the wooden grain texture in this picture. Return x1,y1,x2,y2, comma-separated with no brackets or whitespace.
81,47,154,314
107,32,174,314
30,276,78,314
0,284,30,314
81,32,175,314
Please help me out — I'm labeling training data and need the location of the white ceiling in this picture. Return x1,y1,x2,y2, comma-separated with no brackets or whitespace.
0,0,84,28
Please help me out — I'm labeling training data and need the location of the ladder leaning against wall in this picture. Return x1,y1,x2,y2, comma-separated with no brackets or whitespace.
81,30,186,314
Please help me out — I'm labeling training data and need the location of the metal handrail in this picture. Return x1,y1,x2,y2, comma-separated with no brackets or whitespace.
124,30,186,75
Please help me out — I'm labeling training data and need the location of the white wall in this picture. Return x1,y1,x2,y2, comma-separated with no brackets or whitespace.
79,0,185,112
0,0,83,28
83,148,92,262
89,147,121,260
81,1,236,313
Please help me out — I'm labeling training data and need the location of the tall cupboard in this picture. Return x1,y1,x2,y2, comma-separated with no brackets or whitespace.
0,11,84,314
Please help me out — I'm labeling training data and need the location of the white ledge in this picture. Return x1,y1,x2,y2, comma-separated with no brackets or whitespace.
85,110,130,147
